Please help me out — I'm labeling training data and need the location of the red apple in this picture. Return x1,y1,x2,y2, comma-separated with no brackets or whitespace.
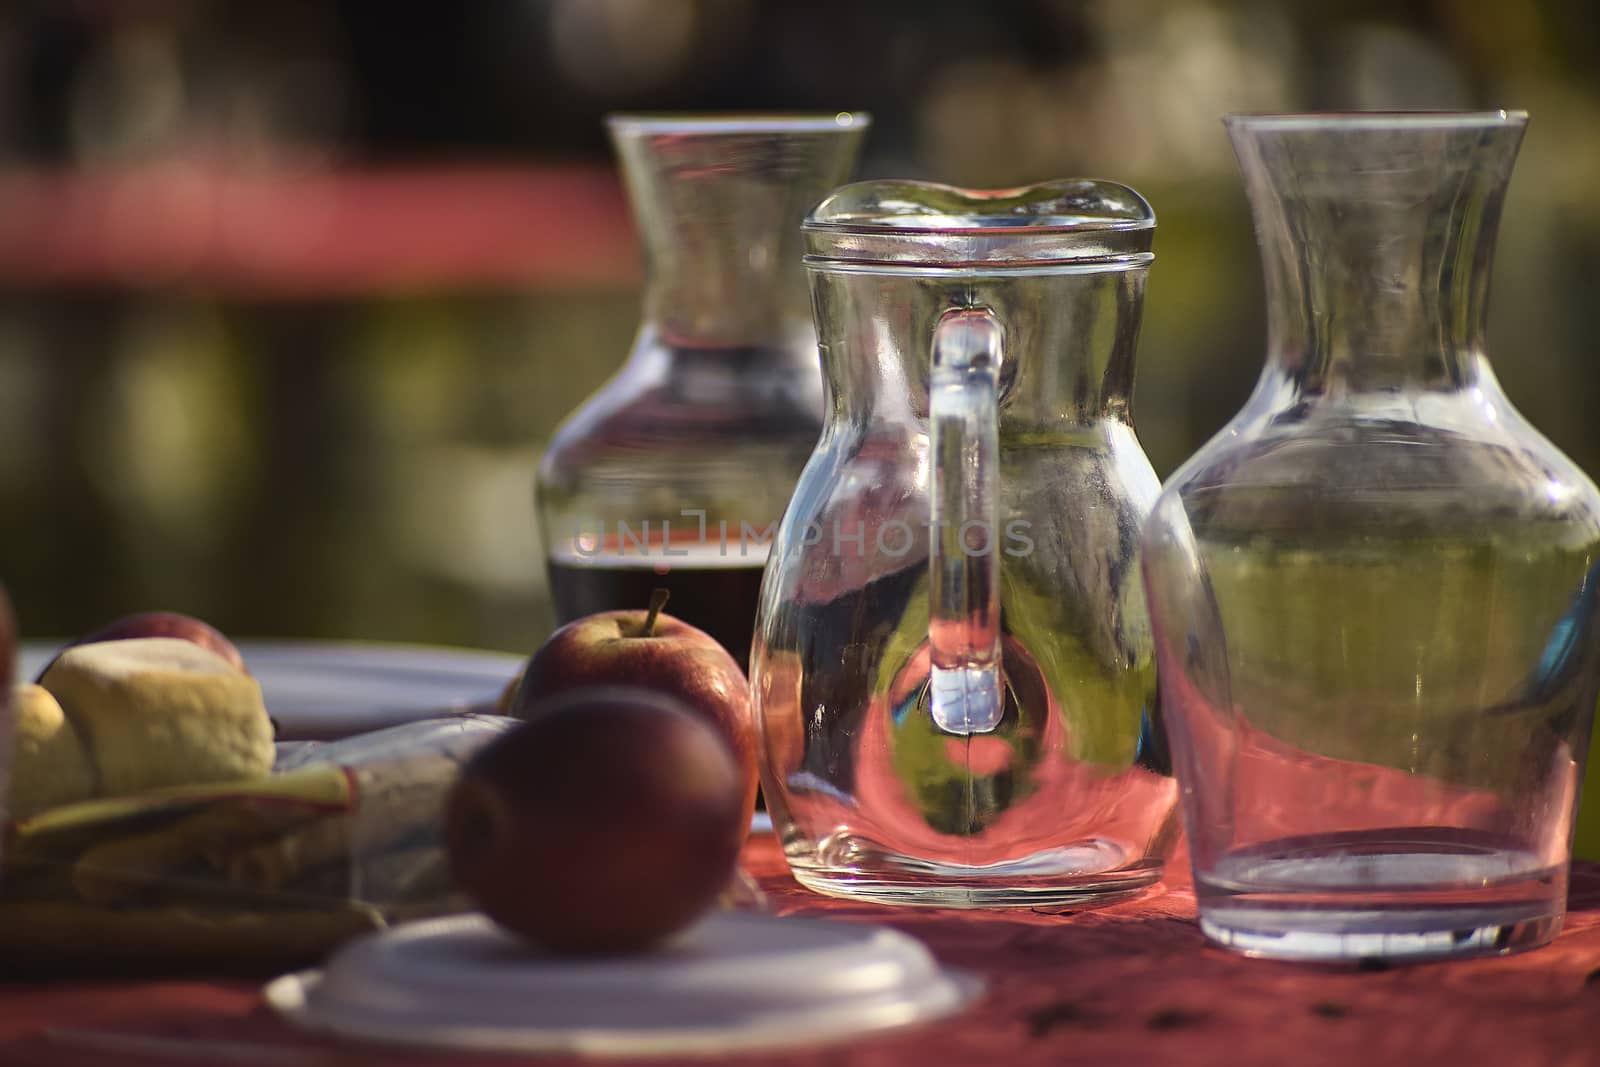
37,610,246,681
513,592,756,833
445,686,746,953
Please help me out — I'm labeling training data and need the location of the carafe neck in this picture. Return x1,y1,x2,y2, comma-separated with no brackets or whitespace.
809,264,1147,426
609,116,867,349
1010,266,1146,422
801,178,1157,427
1229,113,1525,396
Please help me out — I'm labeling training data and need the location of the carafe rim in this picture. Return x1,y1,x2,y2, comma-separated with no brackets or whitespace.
803,178,1154,268
801,254,1152,277
1224,109,1527,131
606,112,871,135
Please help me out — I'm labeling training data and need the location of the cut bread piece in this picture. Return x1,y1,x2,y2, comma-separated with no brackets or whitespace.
8,682,97,821
40,638,273,797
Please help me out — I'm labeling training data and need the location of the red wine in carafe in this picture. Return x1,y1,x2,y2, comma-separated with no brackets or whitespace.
547,540,768,671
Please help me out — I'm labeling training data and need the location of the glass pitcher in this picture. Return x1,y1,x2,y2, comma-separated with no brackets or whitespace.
1141,112,1600,961
536,114,869,669
751,180,1179,907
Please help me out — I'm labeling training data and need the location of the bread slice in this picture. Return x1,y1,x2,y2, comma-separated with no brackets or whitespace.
39,638,273,797
7,682,97,820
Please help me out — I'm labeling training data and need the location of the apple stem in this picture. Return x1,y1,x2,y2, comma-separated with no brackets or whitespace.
642,588,670,638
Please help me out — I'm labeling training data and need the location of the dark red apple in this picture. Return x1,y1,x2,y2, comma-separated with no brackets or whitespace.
513,592,756,834
37,610,245,681
445,686,746,953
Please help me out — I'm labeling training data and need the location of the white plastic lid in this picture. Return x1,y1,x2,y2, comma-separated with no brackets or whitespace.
265,910,978,1056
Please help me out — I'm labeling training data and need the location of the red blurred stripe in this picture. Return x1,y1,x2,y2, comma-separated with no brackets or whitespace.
0,164,640,296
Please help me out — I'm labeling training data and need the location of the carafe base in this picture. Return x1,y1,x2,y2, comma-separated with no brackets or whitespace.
787,853,1162,909
1197,903,1562,963
1195,832,1566,962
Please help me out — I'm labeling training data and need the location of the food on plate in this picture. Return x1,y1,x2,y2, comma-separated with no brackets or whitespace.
7,683,96,820
37,637,274,796
512,591,757,833
9,609,265,820
0,715,514,974
446,687,746,954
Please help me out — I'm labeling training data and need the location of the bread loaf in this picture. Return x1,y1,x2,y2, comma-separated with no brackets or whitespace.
7,683,97,820
38,638,273,797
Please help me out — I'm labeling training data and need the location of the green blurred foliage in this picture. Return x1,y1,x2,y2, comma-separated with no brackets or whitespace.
0,3,1595,671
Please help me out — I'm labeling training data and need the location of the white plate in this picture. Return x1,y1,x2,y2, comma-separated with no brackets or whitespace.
265,911,977,1056
18,640,524,741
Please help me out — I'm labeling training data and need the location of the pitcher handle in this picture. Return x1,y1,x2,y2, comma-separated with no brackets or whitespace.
927,308,1004,734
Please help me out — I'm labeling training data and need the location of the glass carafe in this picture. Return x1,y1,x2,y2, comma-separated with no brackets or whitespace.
536,114,869,669
752,180,1179,907
1142,112,1600,961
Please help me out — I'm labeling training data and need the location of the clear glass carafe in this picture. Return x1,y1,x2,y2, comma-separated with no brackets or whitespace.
1142,112,1600,961
536,114,869,669
752,180,1178,907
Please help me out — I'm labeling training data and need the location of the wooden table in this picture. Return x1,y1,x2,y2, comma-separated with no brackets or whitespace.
3,837,1598,1067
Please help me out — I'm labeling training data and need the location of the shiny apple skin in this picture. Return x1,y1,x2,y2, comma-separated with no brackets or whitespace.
36,611,246,682
513,610,756,835
445,686,746,954
86,611,245,670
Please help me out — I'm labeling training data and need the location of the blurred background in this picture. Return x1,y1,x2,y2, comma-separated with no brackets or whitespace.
0,0,1597,654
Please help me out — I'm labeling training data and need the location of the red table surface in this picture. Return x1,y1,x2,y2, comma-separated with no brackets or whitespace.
2,837,1598,1067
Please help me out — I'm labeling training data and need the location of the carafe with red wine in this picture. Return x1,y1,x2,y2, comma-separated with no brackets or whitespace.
536,114,869,670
